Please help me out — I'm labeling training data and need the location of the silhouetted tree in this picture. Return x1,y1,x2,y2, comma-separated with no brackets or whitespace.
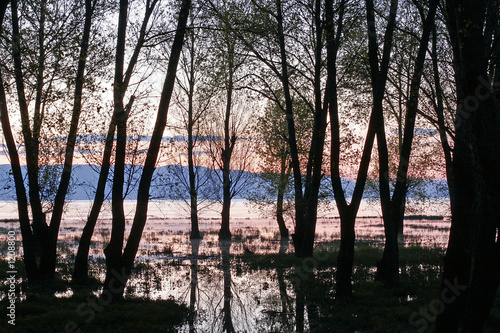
373,0,438,288
435,0,500,331
73,0,159,285
100,0,191,302
3,0,97,283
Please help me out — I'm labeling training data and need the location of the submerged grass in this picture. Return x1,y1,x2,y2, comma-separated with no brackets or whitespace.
1,241,500,332
236,241,499,332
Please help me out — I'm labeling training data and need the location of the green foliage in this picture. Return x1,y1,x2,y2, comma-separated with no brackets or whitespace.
245,97,314,220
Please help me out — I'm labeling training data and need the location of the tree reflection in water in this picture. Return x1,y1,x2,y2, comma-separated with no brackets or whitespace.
188,239,200,333
96,233,323,332
276,239,293,330
220,240,235,332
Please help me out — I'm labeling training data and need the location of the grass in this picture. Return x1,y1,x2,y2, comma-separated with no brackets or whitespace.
236,241,500,332
1,295,188,332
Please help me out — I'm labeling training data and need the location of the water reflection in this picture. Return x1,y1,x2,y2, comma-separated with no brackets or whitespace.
275,240,293,331
161,236,320,332
294,265,318,333
0,199,451,332
189,239,200,333
220,241,235,332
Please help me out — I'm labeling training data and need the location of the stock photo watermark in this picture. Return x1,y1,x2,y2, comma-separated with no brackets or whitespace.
58,268,129,333
5,229,17,326
290,244,331,287
408,277,467,332
455,75,500,129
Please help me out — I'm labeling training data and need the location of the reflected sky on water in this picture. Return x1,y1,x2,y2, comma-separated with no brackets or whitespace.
0,200,450,332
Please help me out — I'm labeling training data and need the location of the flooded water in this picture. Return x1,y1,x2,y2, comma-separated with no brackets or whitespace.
0,199,451,332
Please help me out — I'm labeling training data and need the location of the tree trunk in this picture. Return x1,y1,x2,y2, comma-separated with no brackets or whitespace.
74,0,155,283
102,0,129,301
336,209,355,297
73,115,117,283
101,0,190,302
186,33,201,240
43,0,95,281
9,0,95,283
276,152,290,239
0,1,38,283
11,0,48,276
325,0,375,298
431,28,456,211
274,0,306,255
188,108,201,239
436,0,500,330
365,0,400,288
219,38,236,241
378,0,438,288
299,0,328,258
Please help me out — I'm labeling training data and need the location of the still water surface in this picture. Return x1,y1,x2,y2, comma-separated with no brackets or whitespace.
0,200,450,332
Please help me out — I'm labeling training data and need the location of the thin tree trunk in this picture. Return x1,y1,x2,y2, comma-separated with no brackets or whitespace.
102,0,129,300
276,152,290,239
74,0,156,283
274,0,305,255
431,28,456,212
73,113,117,283
43,0,95,280
99,0,190,302
376,0,438,288
187,76,201,239
11,0,47,269
0,2,38,283
220,40,236,240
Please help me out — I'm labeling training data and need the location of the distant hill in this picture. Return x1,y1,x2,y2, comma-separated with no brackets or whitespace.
0,164,256,201
0,164,448,202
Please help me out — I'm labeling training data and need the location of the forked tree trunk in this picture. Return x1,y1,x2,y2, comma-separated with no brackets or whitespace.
100,0,191,302
8,0,95,283
324,0,377,298
299,0,329,258
374,0,437,287
73,0,156,284
0,2,38,283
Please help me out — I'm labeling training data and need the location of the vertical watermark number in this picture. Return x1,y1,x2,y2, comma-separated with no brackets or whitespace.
6,229,17,326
